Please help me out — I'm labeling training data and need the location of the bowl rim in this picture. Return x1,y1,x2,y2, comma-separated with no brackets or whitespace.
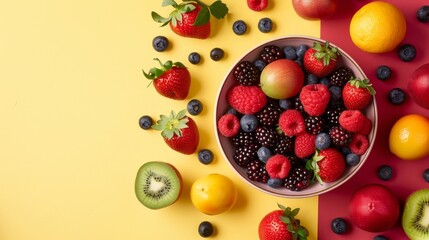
214,35,378,198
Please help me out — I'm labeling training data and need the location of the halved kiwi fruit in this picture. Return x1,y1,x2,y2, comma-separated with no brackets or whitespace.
135,161,183,209
402,189,429,240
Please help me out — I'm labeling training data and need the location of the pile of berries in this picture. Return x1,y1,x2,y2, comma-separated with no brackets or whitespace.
217,41,375,191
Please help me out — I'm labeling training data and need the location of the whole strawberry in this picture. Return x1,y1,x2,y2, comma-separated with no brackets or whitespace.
303,41,339,78
152,110,199,154
151,0,228,39
259,203,309,240
306,148,346,184
342,78,376,110
299,84,330,116
143,58,190,100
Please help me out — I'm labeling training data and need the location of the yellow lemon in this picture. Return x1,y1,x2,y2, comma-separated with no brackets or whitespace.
349,1,406,53
389,114,429,160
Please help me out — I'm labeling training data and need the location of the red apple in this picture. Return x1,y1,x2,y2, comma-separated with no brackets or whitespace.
408,63,429,109
260,59,305,99
348,184,400,232
292,0,339,20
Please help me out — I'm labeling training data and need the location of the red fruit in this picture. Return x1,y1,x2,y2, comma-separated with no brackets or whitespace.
408,63,429,109
247,0,269,11
152,110,199,155
303,41,339,77
279,109,306,137
227,85,267,114
294,133,317,159
299,84,330,116
259,204,309,240
349,134,369,155
357,115,372,135
265,154,291,179
151,1,229,39
348,184,400,232
307,148,345,183
292,0,339,20
217,113,240,137
342,78,376,110
338,110,365,132
143,58,191,100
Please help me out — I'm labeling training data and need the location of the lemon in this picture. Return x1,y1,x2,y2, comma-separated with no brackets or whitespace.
389,114,429,161
349,1,406,53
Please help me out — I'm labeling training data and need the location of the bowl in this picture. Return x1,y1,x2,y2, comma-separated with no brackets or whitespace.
214,36,378,198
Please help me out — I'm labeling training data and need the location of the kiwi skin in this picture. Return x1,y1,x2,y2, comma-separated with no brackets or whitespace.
135,161,183,210
402,189,429,240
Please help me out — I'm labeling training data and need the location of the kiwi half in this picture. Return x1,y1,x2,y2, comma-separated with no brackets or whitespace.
135,161,182,209
402,189,429,240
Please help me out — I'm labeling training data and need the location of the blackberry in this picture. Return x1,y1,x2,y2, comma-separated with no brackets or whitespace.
329,126,352,147
255,127,278,148
329,66,354,87
255,101,282,127
283,166,313,191
293,97,306,113
232,131,256,147
305,116,325,135
260,45,285,64
233,144,259,167
273,135,294,155
233,61,260,86
325,104,345,127
247,160,269,183
284,153,302,167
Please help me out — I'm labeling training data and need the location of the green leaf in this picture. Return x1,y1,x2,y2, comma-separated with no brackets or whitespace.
176,109,187,119
173,61,186,68
151,11,170,24
277,203,286,211
162,0,178,7
163,60,173,70
193,6,210,26
209,0,229,19
280,215,291,223
291,208,300,217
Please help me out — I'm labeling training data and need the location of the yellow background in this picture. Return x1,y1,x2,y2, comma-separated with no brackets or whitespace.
0,1,320,239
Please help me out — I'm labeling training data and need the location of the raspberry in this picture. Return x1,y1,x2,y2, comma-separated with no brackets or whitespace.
299,84,330,116
247,0,268,12
294,132,317,159
357,116,372,135
227,85,267,114
217,114,240,137
339,110,365,133
349,134,369,155
279,109,306,137
265,154,291,179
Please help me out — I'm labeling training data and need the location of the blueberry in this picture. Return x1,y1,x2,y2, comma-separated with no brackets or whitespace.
210,47,224,61
283,46,298,60
267,178,283,188
398,44,416,62
294,59,303,68
187,99,203,115
257,146,272,163
198,221,214,238
198,149,214,165
315,133,331,150
240,114,258,132
374,235,388,240
346,153,360,166
376,65,392,81
417,6,429,23
227,108,238,115
138,115,153,130
296,44,309,59
152,36,169,52
320,77,330,86
331,218,348,234
232,20,247,35
341,147,352,156
254,59,267,71
258,17,273,33
305,74,319,85
388,88,406,105
329,86,342,102
188,52,201,64
279,99,292,110
378,165,393,180
423,169,429,182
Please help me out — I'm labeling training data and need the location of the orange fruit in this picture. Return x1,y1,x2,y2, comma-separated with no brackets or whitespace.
349,1,406,53
389,114,429,160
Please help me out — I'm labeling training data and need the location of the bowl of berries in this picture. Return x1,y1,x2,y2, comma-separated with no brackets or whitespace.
215,36,377,198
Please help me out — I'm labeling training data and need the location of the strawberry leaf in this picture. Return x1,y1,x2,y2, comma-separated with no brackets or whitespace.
193,5,210,26
162,0,178,7
151,12,171,26
290,208,300,217
153,110,189,140
209,0,229,19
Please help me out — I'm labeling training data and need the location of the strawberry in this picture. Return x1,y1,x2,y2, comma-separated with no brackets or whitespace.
299,84,330,116
342,78,376,110
306,148,346,184
259,203,309,240
303,41,339,78
294,132,317,159
151,0,228,39
227,85,267,114
247,0,268,11
265,154,291,179
278,109,306,137
143,58,191,100
338,110,365,133
217,113,240,137
152,110,199,154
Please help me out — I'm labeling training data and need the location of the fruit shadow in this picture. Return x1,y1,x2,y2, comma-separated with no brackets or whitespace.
228,182,249,214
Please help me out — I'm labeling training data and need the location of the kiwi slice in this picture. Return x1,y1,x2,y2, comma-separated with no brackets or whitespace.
135,161,182,209
402,189,429,240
